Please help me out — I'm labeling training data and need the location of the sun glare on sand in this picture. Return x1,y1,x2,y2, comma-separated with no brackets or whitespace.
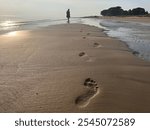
1,21,27,37
2,31,29,38
7,31,18,37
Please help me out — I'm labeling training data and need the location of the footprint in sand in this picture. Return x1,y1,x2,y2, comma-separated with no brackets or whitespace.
75,78,100,107
83,36,86,39
79,52,86,57
79,52,94,62
87,33,90,36
93,42,102,48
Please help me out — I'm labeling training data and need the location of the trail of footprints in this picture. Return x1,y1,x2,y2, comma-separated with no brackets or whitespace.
75,30,101,108
79,31,102,62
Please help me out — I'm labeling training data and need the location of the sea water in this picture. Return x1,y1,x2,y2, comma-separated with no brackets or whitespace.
82,18,150,62
0,15,150,61
0,15,81,34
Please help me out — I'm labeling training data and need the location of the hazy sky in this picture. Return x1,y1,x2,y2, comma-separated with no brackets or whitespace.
0,0,150,19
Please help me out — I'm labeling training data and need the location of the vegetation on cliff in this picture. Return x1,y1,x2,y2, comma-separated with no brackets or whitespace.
101,6,149,16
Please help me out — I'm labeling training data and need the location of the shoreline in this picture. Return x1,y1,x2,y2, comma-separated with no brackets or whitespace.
0,23,150,112
96,17,150,62
101,30,145,62
83,16,150,23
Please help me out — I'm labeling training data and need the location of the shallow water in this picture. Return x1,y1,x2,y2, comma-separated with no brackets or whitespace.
99,19,150,61
0,16,150,61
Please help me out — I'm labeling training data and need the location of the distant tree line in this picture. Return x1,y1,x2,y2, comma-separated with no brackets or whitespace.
101,6,149,16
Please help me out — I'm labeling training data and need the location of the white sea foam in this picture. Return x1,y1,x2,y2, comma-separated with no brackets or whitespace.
100,19,150,61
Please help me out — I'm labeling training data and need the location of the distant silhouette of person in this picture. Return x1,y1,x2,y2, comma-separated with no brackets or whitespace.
66,9,70,23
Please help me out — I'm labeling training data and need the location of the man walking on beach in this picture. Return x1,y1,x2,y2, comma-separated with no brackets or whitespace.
66,9,70,23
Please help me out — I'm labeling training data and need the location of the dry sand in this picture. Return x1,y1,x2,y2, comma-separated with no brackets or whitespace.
100,16,150,23
0,23,150,112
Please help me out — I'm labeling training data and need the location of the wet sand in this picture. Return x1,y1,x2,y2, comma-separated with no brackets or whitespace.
0,23,150,112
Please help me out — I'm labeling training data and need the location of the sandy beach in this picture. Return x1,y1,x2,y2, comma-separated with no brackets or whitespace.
100,16,150,23
0,23,150,113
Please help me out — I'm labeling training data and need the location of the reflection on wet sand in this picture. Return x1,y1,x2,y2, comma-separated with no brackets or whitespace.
2,31,29,38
